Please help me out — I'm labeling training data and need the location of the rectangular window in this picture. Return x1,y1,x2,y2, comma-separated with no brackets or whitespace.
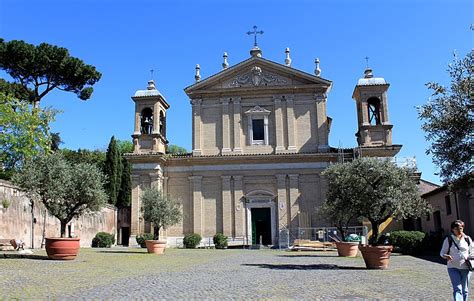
445,196,452,215
252,119,264,141
426,212,430,221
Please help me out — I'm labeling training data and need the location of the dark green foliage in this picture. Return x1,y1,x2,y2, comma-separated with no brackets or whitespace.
389,231,426,254
167,144,188,154
104,136,122,205
116,140,134,154
213,233,228,249
117,157,131,208
136,233,154,248
50,132,62,152
141,188,182,240
323,158,430,245
418,50,473,184
0,78,31,100
0,39,101,107
60,148,106,170
91,232,115,248
183,233,202,249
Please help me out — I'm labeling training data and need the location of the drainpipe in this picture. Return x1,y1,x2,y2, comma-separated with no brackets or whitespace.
454,191,460,220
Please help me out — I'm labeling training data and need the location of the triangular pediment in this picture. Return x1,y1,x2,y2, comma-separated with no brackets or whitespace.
184,56,332,95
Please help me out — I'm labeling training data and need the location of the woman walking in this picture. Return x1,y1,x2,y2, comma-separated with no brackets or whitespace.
440,220,473,301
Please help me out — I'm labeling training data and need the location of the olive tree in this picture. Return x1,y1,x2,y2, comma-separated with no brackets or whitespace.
321,162,362,241
13,152,107,238
141,188,182,240
323,158,430,245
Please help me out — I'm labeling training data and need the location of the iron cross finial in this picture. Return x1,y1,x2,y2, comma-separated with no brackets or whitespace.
364,57,370,68
150,69,154,79
247,25,264,47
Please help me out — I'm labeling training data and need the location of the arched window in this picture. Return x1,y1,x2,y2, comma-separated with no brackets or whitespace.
367,97,381,125
140,107,153,134
159,111,166,137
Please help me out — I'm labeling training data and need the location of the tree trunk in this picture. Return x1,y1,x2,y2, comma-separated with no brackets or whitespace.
153,225,160,240
369,220,380,245
60,221,68,238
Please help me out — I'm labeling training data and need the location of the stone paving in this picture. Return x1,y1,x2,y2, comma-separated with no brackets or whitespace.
0,247,457,300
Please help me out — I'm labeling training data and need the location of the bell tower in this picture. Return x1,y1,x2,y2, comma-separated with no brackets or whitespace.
352,68,393,147
131,79,169,154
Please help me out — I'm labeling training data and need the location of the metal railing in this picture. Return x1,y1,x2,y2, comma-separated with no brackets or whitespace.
279,226,368,250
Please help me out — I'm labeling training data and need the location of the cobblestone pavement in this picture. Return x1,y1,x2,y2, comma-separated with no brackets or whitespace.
0,248,456,300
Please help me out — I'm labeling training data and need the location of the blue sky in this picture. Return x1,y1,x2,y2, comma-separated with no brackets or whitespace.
0,0,472,185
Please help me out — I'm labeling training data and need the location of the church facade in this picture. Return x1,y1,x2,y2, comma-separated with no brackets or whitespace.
125,45,401,246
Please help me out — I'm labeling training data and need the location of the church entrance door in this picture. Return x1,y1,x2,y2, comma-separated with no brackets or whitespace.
251,208,272,245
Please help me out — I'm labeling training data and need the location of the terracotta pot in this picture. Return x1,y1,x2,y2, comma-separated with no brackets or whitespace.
145,240,167,254
45,237,80,260
335,241,359,257
359,245,393,269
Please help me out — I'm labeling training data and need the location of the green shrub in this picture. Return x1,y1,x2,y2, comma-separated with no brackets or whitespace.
136,233,154,248
213,233,228,249
91,232,115,248
389,230,426,254
183,233,202,249
1,199,11,209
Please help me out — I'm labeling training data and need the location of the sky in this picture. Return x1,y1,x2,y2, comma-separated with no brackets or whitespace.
0,0,472,185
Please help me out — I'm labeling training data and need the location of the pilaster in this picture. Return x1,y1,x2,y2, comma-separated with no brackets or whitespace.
233,176,244,237
273,96,285,153
286,96,297,152
221,98,231,154
288,174,300,229
276,174,287,229
314,93,329,151
221,176,232,236
189,176,203,236
191,99,202,156
129,174,141,246
232,97,242,153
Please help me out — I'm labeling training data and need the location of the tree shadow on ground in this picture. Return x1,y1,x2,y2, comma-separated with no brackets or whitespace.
242,263,366,270
412,255,446,265
277,254,341,258
0,254,51,260
98,250,148,254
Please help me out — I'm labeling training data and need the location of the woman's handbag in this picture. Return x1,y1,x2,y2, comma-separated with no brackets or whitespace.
466,259,474,271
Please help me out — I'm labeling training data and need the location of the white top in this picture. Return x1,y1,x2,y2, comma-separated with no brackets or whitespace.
440,234,474,270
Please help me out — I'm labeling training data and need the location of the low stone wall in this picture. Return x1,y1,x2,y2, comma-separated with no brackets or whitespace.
0,179,117,249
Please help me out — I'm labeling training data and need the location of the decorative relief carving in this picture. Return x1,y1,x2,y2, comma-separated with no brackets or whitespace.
226,66,288,88
244,105,271,115
314,93,327,102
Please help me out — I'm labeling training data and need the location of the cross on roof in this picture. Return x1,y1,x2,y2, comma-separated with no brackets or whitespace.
247,25,264,47
150,69,154,79
365,57,370,68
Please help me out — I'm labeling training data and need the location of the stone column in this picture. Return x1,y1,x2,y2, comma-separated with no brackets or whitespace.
221,176,232,236
233,97,242,153
286,96,297,152
191,99,202,156
149,172,161,190
233,176,244,237
129,174,141,246
276,174,287,229
221,98,231,154
189,176,203,236
288,174,300,229
273,96,285,153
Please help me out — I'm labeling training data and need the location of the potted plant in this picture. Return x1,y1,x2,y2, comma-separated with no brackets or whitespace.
141,187,182,254
320,167,362,257
323,158,430,269
13,152,107,260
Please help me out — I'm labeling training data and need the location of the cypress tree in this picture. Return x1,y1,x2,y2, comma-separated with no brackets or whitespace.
104,136,121,205
117,157,131,208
